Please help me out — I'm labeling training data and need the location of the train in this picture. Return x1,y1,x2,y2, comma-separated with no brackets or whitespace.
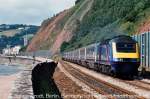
62,35,140,77
132,32,150,72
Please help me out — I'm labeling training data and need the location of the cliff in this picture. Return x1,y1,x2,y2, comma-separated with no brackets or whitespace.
27,0,150,54
27,0,93,54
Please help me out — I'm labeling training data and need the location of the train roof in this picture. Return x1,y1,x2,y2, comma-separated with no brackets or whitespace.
110,35,132,39
100,35,136,44
63,35,136,54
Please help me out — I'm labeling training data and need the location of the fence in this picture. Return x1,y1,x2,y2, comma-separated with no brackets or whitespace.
132,32,150,71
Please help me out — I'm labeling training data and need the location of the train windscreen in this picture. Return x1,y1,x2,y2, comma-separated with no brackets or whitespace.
116,43,136,53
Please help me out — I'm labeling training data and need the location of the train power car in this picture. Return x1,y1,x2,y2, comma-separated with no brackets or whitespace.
62,35,140,77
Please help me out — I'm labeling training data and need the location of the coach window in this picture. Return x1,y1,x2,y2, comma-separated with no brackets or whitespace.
101,46,107,61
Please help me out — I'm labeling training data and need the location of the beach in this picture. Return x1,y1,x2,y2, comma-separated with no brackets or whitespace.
0,57,35,99
0,74,18,99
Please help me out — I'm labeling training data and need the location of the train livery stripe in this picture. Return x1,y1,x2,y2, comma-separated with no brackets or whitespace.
112,42,139,58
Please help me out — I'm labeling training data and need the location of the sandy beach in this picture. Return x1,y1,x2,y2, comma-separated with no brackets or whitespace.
0,74,18,99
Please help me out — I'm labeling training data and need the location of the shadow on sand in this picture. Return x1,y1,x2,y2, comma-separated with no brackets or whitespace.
32,62,62,99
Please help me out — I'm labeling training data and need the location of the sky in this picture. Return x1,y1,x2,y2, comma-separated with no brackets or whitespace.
0,0,76,25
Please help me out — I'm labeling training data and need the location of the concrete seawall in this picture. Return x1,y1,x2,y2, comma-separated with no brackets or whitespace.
32,62,62,99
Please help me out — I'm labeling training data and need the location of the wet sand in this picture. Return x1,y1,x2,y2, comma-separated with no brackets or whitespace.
0,74,18,99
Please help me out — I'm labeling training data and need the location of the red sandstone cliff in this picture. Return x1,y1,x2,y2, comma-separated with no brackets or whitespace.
27,10,70,52
27,0,93,54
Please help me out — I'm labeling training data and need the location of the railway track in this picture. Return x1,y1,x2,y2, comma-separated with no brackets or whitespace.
63,61,150,93
124,80,150,91
60,61,144,99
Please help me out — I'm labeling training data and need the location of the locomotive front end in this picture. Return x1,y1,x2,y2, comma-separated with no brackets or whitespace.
111,37,140,76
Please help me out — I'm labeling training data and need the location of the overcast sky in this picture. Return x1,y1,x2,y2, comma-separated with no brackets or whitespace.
0,0,76,25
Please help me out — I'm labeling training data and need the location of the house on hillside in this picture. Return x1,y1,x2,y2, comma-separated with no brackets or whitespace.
2,48,11,55
11,46,21,55
2,46,21,55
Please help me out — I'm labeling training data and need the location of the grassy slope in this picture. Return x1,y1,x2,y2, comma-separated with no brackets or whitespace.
61,0,150,52
0,29,21,37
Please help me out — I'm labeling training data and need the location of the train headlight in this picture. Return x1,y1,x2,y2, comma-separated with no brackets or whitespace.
113,58,124,62
118,58,124,62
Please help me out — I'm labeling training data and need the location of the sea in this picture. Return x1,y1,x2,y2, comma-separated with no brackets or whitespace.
0,64,21,76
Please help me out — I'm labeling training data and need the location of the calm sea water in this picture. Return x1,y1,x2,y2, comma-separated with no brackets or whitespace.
0,64,21,76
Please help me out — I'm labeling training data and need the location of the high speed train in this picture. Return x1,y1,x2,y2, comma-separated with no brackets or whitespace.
62,35,140,77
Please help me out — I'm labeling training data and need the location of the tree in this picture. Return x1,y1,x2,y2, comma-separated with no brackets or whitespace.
75,0,82,4
60,42,69,52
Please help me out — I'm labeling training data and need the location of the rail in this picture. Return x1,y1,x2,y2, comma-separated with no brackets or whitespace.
61,61,144,99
